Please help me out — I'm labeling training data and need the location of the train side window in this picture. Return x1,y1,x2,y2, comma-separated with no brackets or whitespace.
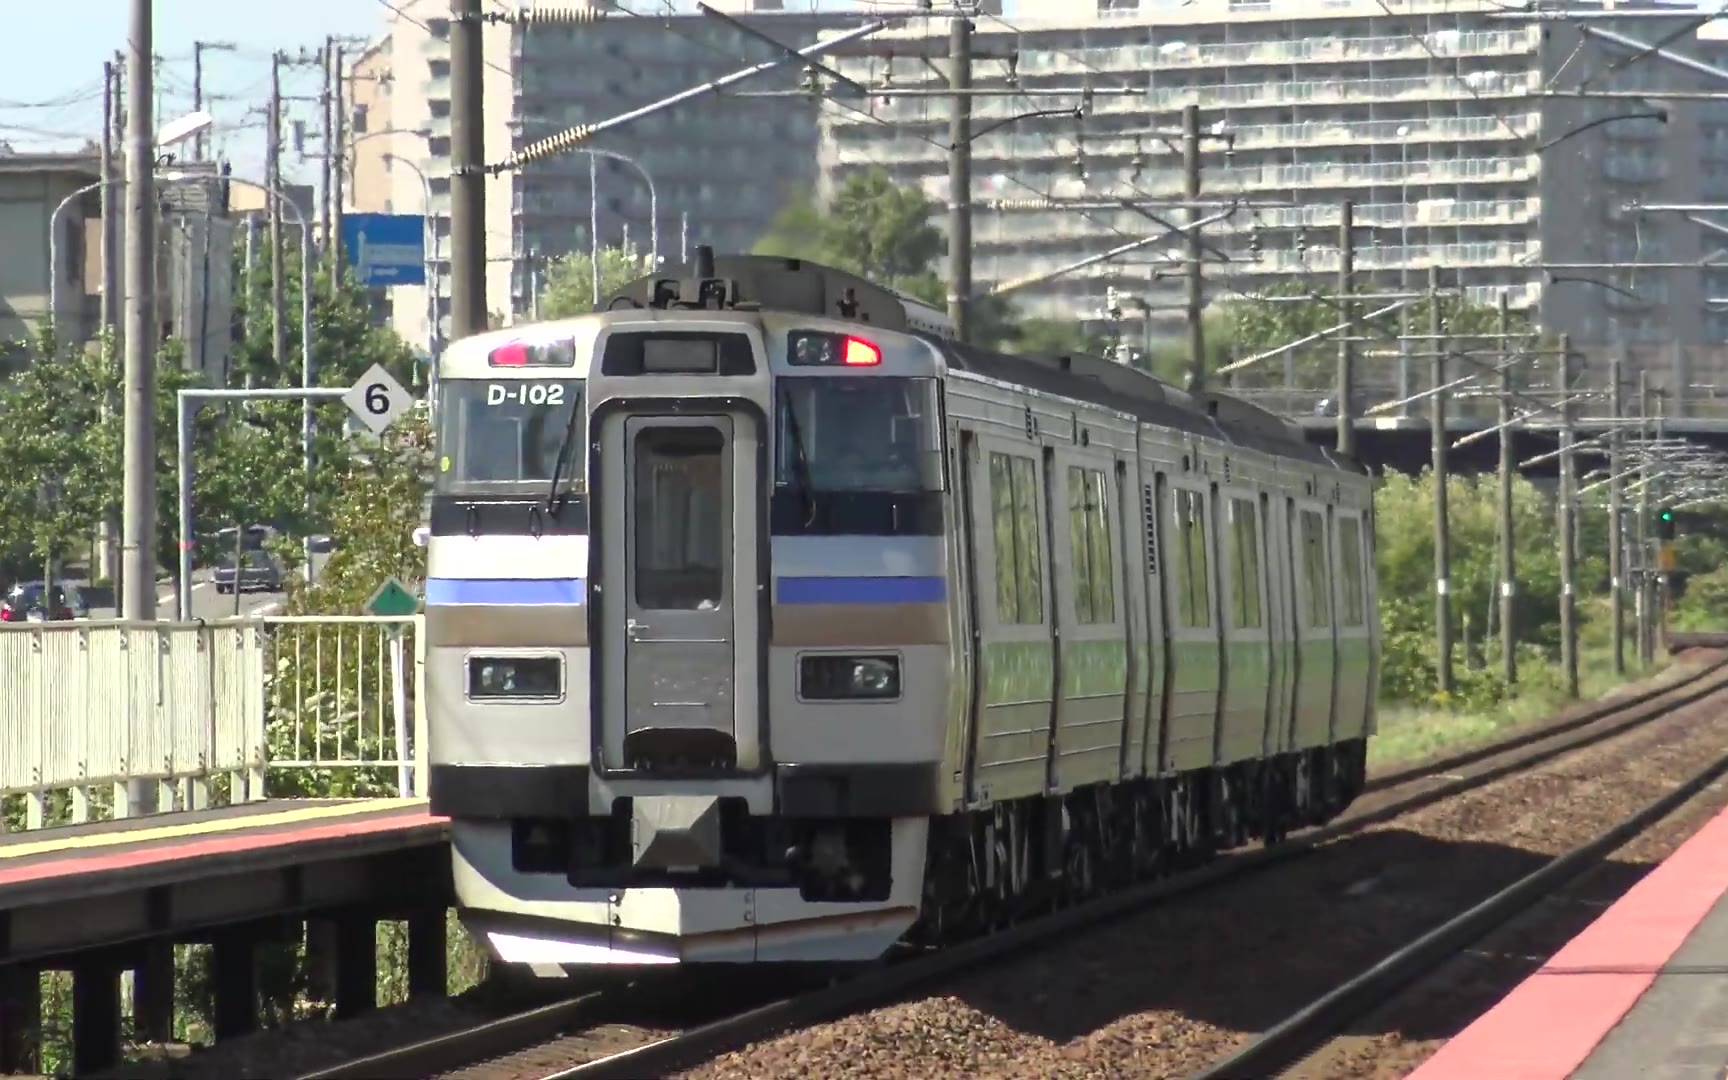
989,451,1044,624
1173,487,1211,628
1338,515,1366,627
1226,497,1264,629
1067,466,1115,624
1300,509,1331,629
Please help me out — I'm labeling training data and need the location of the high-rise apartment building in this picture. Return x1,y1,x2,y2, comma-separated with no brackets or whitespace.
818,0,1722,355
346,0,886,352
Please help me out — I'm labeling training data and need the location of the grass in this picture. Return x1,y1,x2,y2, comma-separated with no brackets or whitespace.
1368,647,1670,769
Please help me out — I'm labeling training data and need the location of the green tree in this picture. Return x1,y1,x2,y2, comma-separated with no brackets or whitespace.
1144,311,1238,385
751,186,828,262
824,170,944,287
0,326,116,586
1217,282,1535,395
755,173,948,296
540,247,655,319
203,245,421,563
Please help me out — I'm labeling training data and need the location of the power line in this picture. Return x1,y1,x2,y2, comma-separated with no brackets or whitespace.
371,0,516,79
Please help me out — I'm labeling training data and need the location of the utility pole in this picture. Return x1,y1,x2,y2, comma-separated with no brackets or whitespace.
121,0,156,622
1183,103,1206,392
1608,346,1626,676
267,53,287,376
100,60,120,341
331,42,347,270
1496,290,1516,686
241,212,259,348
1655,389,1671,653
1335,199,1355,456
1636,370,1652,666
1557,335,1579,699
946,12,972,344
1430,265,1452,695
190,42,235,161
193,43,204,161
319,36,334,256
99,57,121,585
450,0,487,337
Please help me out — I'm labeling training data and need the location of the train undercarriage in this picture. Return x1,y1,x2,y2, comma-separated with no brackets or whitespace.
911,740,1369,946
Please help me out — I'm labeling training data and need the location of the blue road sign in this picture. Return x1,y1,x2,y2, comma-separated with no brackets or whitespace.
341,213,426,286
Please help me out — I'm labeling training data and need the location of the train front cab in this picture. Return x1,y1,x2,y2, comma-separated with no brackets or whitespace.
441,315,945,968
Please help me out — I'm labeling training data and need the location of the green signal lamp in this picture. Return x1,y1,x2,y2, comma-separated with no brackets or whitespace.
1659,508,1677,540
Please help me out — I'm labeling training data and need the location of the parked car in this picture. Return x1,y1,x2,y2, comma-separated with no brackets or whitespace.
308,533,338,554
213,552,283,594
0,581,89,622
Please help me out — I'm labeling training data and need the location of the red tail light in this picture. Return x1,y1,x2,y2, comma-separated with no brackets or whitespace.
0,608,16,622
842,337,882,366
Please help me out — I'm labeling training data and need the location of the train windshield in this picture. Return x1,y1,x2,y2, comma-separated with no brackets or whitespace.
774,377,942,493
435,378,584,495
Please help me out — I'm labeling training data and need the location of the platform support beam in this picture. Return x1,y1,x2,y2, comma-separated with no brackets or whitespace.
0,966,41,1075
407,910,448,998
332,915,377,1019
212,931,257,1040
72,961,122,1075
133,940,176,1044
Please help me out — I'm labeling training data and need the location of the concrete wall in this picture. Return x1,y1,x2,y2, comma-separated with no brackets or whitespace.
0,158,101,345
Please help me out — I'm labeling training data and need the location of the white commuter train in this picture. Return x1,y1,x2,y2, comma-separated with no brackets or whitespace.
426,251,1379,970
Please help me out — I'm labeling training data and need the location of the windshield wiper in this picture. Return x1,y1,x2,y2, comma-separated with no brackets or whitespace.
781,398,818,527
544,402,585,514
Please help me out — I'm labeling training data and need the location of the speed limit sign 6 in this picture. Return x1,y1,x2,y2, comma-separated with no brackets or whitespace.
344,363,413,435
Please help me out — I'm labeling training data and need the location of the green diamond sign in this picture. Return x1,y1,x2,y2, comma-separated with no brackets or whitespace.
365,576,420,617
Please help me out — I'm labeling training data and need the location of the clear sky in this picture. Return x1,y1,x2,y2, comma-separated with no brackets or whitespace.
1,0,389,184
2,0,1033,185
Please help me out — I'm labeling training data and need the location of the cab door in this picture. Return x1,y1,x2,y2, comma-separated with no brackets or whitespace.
597,411,763,774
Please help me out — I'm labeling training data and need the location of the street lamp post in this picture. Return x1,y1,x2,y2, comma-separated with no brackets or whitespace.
1397,123,1412,415
575,149,661,303
580,148,660,271
47,180,104,341
160,169,318,589
382,153,440,377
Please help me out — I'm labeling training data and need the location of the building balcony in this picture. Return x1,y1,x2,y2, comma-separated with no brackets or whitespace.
1230,113,1538,149
1071,25,1539,74
1146,70,1540,111
1252,239,1541,273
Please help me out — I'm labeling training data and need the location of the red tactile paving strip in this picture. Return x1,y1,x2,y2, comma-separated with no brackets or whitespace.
1407,801,1728,1080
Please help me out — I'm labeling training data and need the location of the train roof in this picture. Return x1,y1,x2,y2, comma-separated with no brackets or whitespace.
604,249,1362,475
937,339,1358,473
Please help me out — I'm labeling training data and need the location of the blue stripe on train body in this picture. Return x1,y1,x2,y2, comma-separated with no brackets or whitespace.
425,578,587,606
774,575,948,605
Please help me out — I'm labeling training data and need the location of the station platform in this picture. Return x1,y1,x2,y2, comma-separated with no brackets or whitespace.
0,799,450,966
1409,800,1728,1080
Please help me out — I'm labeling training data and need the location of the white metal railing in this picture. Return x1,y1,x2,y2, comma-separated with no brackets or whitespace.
0,615,427,832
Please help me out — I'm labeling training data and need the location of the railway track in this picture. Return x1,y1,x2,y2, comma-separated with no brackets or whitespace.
292,648,1728,1080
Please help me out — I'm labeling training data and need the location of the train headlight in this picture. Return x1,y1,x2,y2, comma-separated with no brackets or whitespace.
466,655,564,702
799,654,901,701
